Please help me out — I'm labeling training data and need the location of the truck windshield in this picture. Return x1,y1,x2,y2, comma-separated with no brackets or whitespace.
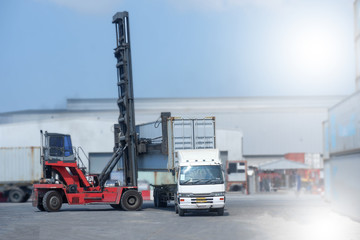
179,165,224,185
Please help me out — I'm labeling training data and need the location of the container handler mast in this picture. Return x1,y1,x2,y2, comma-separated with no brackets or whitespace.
32,12,143,212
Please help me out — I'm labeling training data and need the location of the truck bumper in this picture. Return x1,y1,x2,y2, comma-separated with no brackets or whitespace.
178,196,225,210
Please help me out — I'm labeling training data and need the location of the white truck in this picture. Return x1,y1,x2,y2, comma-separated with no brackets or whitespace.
139,116,227,216
175,149,225,216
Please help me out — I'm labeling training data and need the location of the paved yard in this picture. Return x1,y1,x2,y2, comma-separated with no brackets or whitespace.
0,193,359,240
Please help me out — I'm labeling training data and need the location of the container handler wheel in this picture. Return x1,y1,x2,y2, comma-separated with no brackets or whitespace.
35,197,45,211
120,190,143,211
42,190,62,212
37,203,45,211
110,204,123,210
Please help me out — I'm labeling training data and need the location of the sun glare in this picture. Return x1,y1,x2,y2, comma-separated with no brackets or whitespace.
287,25,340,77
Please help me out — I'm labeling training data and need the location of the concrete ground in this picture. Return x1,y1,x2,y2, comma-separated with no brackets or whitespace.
0,192,359,240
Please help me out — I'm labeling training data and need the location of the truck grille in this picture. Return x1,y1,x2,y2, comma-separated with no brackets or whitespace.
190,194,213,204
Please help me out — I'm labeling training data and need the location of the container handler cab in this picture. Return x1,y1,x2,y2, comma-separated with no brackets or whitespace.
32,12,143,212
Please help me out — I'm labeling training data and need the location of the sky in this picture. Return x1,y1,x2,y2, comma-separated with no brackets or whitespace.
0,0,356,113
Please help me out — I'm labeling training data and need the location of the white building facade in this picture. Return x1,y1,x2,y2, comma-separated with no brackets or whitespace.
0,96,343,168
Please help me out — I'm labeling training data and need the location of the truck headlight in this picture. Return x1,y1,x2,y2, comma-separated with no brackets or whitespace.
212,192,225,197
178,193,192,197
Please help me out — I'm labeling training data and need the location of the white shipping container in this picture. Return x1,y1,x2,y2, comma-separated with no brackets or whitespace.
304,153,323,169
0,147,42,184
167,117,216,169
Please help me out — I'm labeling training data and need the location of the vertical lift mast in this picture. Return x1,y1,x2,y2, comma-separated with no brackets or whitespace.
98,12,137,187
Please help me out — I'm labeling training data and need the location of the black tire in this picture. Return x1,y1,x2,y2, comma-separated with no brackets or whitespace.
154,189,167,208
120,190,143,211
175,204,179,214
8,188,25,203
37,203,45,211
217,208,224,216
21,193,31,203
153,189,159,208
42,191,62,212
159,200,167,208
35,197,45,211
110,204,123,210
179,208,185,216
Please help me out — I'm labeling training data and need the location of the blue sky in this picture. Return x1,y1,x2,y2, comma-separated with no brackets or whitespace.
0,0,356,113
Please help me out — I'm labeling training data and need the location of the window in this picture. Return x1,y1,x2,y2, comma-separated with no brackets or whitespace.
228,163,237,174
64,135,73,157
49,136,64,157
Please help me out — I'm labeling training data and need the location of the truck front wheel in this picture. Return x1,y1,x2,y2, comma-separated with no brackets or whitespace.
179,208,185,216
217,208,224,216
42,191,62,212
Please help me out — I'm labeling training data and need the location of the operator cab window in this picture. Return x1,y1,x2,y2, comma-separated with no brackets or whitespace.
49,135,73,157
49,136,64,157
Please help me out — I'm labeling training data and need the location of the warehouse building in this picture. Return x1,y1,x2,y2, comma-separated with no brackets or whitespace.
0,96,343,170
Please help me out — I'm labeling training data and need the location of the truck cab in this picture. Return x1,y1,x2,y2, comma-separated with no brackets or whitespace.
175,149,225,216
